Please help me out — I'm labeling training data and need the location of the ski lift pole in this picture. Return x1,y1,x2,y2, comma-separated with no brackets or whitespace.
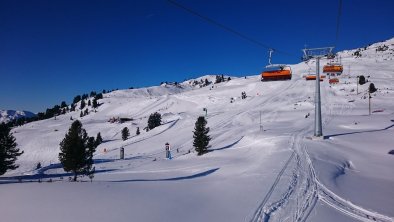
120,147,124,160
369,92,371,115
259,111,263,132
302,46,333,138
315,57,323,137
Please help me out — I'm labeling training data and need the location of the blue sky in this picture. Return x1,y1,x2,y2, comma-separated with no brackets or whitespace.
1,0,393,112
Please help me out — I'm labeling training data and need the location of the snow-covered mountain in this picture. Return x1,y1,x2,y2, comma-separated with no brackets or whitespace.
0,110,36,123
1,38,394,222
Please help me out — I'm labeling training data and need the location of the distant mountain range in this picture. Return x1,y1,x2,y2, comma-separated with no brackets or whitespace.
0,110,36,124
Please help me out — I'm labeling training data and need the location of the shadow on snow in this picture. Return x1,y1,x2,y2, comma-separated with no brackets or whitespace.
324,123,394,139
0,169,115,185
109,168,220,183
209,136,244,152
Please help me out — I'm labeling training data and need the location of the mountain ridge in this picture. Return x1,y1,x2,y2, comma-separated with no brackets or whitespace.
0,110,36,124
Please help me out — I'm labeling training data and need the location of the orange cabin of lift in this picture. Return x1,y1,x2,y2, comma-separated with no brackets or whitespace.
323,65,343,73
261,66,292,81
305,75,326,82
306,74,325,81
329,78,339,84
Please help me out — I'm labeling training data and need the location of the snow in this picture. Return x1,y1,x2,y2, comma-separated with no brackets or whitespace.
1,38,394,222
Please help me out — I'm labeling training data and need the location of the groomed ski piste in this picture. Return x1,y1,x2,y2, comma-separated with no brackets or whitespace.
1,38,394,222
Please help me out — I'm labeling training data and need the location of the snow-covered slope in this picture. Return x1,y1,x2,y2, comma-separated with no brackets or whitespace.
0,110,36,123
1,38,394,222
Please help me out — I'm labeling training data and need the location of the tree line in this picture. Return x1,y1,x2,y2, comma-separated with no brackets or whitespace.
6,90,108,127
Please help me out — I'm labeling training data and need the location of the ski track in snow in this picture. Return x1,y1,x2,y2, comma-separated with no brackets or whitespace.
250,81,394,222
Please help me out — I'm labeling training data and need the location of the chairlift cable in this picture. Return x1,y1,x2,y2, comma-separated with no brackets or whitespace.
334,0,342,47
167,0,296,57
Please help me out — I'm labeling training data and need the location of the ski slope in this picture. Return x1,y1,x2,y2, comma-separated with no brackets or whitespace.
1,38,394,222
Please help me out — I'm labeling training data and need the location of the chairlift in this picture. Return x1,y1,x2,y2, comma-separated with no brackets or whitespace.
305,74,324,81
305,68,325,81
323,55,343,74
261,49,292,81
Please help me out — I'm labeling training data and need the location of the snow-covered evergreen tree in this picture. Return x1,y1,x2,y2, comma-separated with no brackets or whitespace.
0,123,23,175
193,116,211,156
148,112,161,130
121,127,130,141
94,132,103,147
58,120,95,181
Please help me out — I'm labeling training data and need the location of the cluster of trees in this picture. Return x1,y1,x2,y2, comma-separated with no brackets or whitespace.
59,113,211,181
7,91,106,128
121,126,140,141
121,112,211,156
147,112,162,131
358,75,378,94
120,111,211,155
189,75,232,88
1,120,104,180
376,45,389,52
192,78,211,88
215,75,231,84
241,91,247,99
71,92,103,112
160,81,180,86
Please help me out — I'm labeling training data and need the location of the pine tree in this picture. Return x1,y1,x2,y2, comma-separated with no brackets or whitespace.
193,116,211,156
81,94,88,100
136,127,140,135
204,78,210,86
80,111,83,118
148,112,161,130
88,166,95,182
121,127,130,141
89,91,97,98
92,98,98,108
36,162,42,170
61,101,67,108
95,93,103,100
80,100,86,110
73,95,81,104
88,100,91,106
215,75,222,84
369,83,377,93
58,120,94,181
94,132,103,147
85,136,96,176
359,75,366,85
0,123,24,175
